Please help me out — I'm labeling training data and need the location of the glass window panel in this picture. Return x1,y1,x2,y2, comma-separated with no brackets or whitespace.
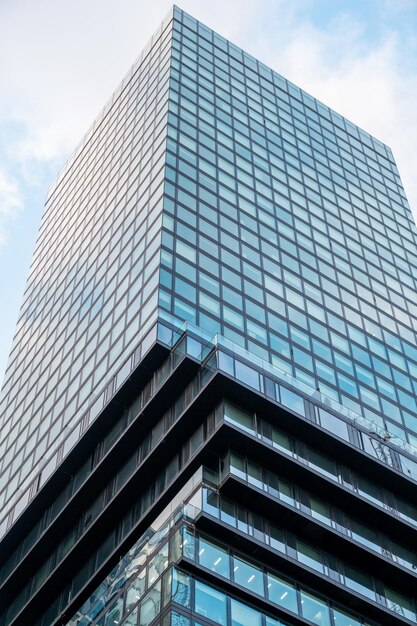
194,580,227,625
182,525,195,561
297,540,324,573
230,453,246,479
202,488,220,518
230,598,262,626
122,607,138,626
316,361,337,386
270,333,290,359
140,580,161,626
265,618,281,626
198,537,230,578
355,476,381,507
267,573,297,613
280,387,305,416
170,610,191,626
218,351,234,375
235,503,249,534
278,477,295,506
300,589,330,626
396,496,417,525
385,587,416,621
307,448,337,479
200,292,220,316
337,373,358,398
247,319,267,342
170,529,183,564
310,497,331,526
268,523,285,554
350,519,379,552
105,598,123,626
175,277,196,302
312,339,332,362
343,565,376,601
224,403,254,433
247,461,263,489
271,428,292,453
220,497,236,527
171,569,191,608
390,539,417,570
233,555,264,596
126,570,146,612
235,360,260,390
332,606,361,626
148,543,169,586
176,240,196,263
319,411,349,441
293,347,314,371
174,298,197,323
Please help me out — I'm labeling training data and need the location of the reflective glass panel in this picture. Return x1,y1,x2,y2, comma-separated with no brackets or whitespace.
194,580,227,625
232,555,264,596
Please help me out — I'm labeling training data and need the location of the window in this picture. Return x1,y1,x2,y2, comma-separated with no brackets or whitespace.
343,565,375,601
194,581,226,624
230,598,262,626
126,569,146,612
139,580,161,626
224,404,254,433
385,587,416,621
280,387,305,416
198,537,230,578
297,541,324,573
232,555,264,596
332,606,361,626
267,573,297,613
171,569,191,608
300,589,330,626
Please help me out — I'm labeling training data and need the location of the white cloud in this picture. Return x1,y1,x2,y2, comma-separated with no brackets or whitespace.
0,0,282,161
0,0,283,240
0,0,416,227
249,9,417,216
0,168,23,244
0,0,416,386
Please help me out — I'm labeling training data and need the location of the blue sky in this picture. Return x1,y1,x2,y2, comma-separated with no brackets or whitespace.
1,0,417,384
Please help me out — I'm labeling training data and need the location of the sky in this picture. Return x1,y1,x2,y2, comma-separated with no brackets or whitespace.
0,0,417,385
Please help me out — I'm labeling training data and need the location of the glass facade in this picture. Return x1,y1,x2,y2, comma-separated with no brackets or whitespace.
0,10,172,527
160,7,417,448
1,6,417,626
64,499,378,626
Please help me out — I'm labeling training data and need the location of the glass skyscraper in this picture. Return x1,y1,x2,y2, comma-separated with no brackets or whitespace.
1,6,417,626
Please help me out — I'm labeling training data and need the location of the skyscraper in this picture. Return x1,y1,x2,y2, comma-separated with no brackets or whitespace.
1,4,417,626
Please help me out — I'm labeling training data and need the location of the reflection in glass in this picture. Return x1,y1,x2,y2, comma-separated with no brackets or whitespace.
267,573,298,614
172,569,191,608
125,570,146,612
198,537,230,578
170,609,191,626
233,555,264,596
140,580,161,626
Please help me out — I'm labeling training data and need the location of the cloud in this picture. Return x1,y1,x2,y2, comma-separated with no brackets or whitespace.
0,0,282,160
0,0,416,233
0,168,23,245
0,0,416,386
248,7,417,216
0,0,281,242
